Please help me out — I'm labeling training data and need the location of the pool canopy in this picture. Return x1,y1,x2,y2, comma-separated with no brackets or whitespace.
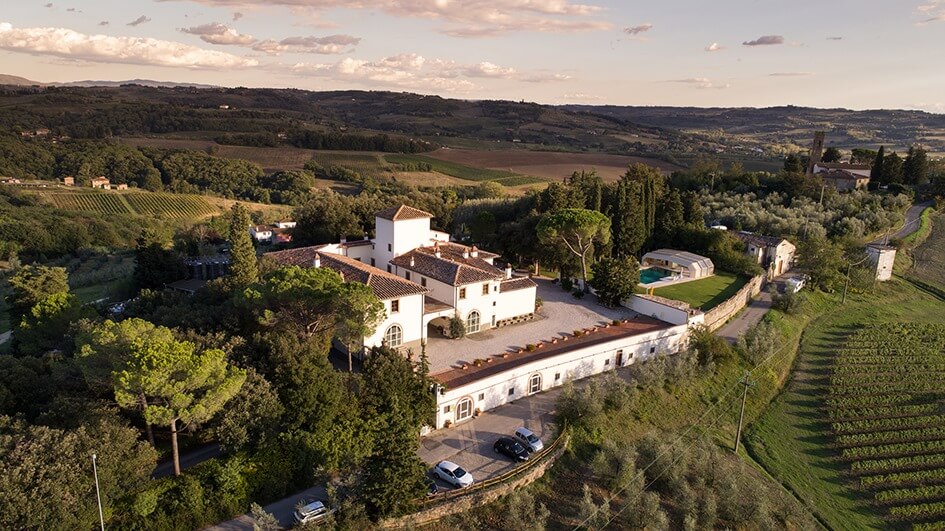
641,249,715,279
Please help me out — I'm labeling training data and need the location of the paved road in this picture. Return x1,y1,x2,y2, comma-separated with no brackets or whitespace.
873,201,933,244
0,331,10,345
153,443,221,479
716,289,773,344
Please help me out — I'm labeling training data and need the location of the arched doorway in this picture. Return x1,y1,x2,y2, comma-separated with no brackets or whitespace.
466,310,481,334
456,397,474,422
528,373,542,395
383,324,403,348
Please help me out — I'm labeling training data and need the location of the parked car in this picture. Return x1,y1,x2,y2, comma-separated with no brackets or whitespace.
433,460,474,488
514,427,544,453
293,497,332,525
494,436,530,461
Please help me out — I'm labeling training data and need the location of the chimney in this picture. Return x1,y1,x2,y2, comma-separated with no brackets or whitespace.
313,254,321,268
433,242,441,258
462,248,469,259
470,245,479,258
807,131,825,176
410,256,415,267
505,264,513,279
340,236,347,244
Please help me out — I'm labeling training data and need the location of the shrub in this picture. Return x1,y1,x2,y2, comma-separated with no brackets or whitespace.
572,290,585,299
771,289,805,314
448,316,466,339
561,277,574,291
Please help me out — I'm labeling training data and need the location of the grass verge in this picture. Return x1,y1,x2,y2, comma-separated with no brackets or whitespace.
652,272,747,310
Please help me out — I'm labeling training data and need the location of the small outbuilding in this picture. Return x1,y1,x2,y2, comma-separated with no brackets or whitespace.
641,249,715,280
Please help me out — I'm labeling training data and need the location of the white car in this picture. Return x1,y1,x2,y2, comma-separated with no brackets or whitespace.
514,427,544,453
293,498,332,525
433,460,474,488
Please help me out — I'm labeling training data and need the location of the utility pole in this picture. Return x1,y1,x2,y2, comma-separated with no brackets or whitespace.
842,253,872,305
734,371,752,454
92,454,105,531
819,184,826,206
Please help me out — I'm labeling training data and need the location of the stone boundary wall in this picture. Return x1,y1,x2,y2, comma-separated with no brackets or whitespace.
703,275,765,331
380,433,570,529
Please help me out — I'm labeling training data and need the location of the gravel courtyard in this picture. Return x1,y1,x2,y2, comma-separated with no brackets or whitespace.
425,277,634,374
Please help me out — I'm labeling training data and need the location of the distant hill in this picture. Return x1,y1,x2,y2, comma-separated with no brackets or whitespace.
0,74,216,89
0,74,44,86
562,104,945,153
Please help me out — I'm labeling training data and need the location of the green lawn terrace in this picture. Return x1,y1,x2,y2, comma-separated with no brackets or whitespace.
651,272,749,311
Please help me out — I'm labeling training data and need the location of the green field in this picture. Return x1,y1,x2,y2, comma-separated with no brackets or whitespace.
909,211,945,293
652,272,748,310
312,152,391,174
384,154,545,185
38,190,220,219
746,280,945,530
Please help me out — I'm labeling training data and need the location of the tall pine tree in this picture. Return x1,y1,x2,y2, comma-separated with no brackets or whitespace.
225,203,259,289
904,145,930,186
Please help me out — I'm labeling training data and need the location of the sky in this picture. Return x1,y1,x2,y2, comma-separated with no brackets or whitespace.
1,0,944,111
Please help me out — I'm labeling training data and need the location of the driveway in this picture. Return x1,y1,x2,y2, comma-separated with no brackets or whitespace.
873,201,933,244
205,485,327,531
425,278,633,373
153,443,221,479
419,383,560,488
715,290,773,344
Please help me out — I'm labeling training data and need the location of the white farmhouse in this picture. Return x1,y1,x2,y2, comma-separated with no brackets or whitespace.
735,231,796,278
266,204,538,356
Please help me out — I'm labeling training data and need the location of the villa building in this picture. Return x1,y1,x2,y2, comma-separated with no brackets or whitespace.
806,132,872,190
266,204,537,357
735,231,796,278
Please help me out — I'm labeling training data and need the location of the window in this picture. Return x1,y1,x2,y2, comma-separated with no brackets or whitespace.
443,405,451,413
371,258,375,267
478,393,484,401
508,388,515,396
421,277,427,287
604,359,610,366
459,288,467,299
650,346,656,354
384,324,403,348
528,373,542,394
555,373,561,382
388,243,392,252
387,265,392,273
482,283,489,295
354,257,361,262
466,311,481,334
405,272,411,281
456,398,473,421
391,299,399,313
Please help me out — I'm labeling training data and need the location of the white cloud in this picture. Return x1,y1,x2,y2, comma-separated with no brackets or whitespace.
768,72,813,77
742,35,784,46
180,22,256,45
158,0,612,37
826,36,843,40
623,23,652,35
127,15,152,27
252,34,360,55
667,77,730,89
704,42,723,52
286,52,566,92
560,92,603,102
0,22,258,69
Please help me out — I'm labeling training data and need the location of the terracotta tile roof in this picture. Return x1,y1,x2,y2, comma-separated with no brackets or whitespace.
816,162,871,171
735,231,789,248
266,246,428,300
375,204,434,221
821,169,869,181
424,296,452,314
500,277,537,293
391,243,504,286
432,316,672,389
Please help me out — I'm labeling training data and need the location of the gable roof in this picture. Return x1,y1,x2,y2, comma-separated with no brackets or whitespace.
266,246,428,300
815,162,871,171
500,277,537,293
375,204,433,221
391,243,504,286
735,231,790,248
821,169,870,181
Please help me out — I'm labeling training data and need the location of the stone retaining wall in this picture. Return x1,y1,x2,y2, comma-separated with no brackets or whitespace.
703,275,765,331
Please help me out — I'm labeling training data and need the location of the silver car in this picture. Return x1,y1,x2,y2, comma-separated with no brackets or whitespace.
293,498,332,525
433,460,474,488
514,427,544,453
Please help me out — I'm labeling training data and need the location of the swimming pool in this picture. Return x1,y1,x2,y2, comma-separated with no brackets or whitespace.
640,267,671,284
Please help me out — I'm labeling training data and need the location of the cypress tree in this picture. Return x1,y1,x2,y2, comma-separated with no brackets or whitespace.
225,203,259,289
904,145,930,186
871,146,885,184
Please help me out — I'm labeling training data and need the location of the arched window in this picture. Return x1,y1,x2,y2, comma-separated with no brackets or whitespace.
466,310,481,334
384,324,403,348
456,397,473,421
528,373,542,395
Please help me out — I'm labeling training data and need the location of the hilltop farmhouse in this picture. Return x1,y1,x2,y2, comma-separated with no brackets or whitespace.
807,132,872,190
735,231,796,278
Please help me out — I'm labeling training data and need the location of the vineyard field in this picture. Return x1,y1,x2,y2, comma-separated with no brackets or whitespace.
40,191,219,219
827,323,945,527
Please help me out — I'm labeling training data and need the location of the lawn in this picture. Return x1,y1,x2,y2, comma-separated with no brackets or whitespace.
746,279,945,531
652,272,748,310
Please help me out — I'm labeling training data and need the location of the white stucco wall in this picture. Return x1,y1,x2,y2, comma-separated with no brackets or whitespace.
433,323,689,429
374,216,432,268
362,293,425,351
494,286,537,322
627,295,693,326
